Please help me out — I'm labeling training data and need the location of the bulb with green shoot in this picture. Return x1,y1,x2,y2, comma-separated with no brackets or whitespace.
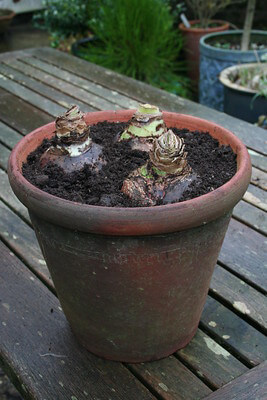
120,103,167,152
39,105,104,173
121,105,193,206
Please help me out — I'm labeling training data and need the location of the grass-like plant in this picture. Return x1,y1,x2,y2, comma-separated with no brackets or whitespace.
83,0,191,97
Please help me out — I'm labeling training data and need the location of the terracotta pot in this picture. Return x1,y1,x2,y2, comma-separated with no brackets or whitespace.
179,20,229,82
0,9,15,34
8,111,251,363
219,63,267,123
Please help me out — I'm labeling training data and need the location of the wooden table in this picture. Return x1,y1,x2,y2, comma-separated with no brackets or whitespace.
0,47,266,400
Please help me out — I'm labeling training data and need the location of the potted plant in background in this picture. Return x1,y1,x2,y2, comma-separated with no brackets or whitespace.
8,104,251,363
33,0,95,51
219,62,267,123
71,0,192,99
178,0,244,83
0,0,16,34
199,0,267,111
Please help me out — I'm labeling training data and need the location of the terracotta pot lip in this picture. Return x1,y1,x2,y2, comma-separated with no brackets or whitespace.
0,9,16,20
200,30,267,55
219,62,267,94
179,20,229,33
8,110,251,235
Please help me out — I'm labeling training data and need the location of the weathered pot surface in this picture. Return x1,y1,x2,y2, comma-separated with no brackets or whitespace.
8,111,251,362
179,20,229,82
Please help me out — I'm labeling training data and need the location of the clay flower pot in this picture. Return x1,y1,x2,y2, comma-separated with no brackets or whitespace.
0,9,15,34
8,110,251,363
179,20,229,83
219,63,267,123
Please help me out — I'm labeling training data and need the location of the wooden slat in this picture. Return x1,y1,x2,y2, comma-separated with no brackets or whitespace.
203,361,267,400
0,87,52,133
210,265,267,331
129,356,212,400
248,149,267,172
12,56,139,109
28,47,267,155
0,73,65,117
0,62,95,113
0,120,23,149
15,57,124,111
0,201,49,285
201,296,267,366
233,200,267,234
0,240,155,400
0,170,30,224
218,219,267,293
251,166,267,190
243,184,267,212
0,142,10,170
176,329,247,390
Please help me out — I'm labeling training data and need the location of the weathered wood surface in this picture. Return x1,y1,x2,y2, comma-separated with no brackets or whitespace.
26,47,267,155
0,241,155,400
176,329,248,390
201,297,267,367
219,219,266,293
203,361,267,400
210,265,267,332
0,47,266,400
233,200,266,234
0,87,52,133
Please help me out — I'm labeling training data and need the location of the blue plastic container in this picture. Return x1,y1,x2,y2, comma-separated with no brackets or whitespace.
199,30,267,111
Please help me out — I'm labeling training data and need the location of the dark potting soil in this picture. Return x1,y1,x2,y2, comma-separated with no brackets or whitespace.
212,40,266,51
22,121,237,207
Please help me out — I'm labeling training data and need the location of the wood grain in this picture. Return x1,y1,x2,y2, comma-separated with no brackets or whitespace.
0,201,50,285
218,219,267,293
203,361,267,400
0,120,23,149
0,87,52,134
0,170,30,224
0,62,95,113
28,47,267,155
0,72,65,117
129,355,212,400
15,56,139,110
201,296,267,366
176,329,247,389
0,240,155,400
233,200,267,234
251,166,267,190
243,184,267,212
210,265,267,331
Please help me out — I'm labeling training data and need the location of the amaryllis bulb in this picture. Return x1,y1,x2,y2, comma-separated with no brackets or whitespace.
120,103,166,140
150,129,190,176
39,105,104,173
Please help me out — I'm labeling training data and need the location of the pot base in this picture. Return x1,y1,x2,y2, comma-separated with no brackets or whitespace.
72,324,199,363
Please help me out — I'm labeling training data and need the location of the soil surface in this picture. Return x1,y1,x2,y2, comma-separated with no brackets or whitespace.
212,40,266,51
23,121,237,207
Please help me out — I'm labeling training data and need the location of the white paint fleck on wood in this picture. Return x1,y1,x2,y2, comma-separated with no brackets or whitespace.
233,301,251,315
158,382,168,392
203,337,230,359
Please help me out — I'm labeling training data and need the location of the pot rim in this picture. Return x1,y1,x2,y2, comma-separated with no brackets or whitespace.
8,110,251,236
219,62,267,94
178,19,229,33
0,9,16,20
200,30,267,55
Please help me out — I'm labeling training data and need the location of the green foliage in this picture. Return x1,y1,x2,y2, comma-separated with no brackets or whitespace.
81,0,191,98
33,0,95,47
